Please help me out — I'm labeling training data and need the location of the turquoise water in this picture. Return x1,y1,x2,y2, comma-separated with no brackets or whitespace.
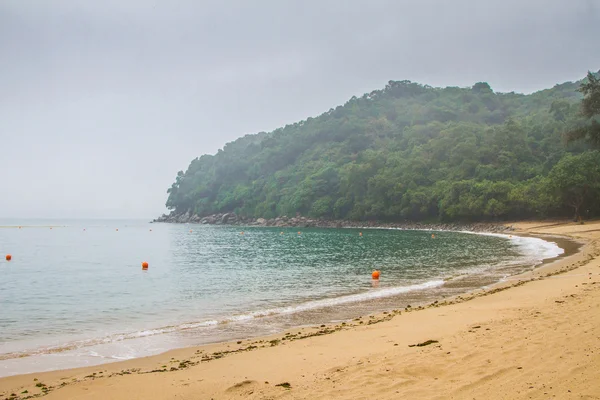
0,219,563,376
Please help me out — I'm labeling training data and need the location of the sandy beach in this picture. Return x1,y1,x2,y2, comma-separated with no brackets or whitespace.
1,220,599,400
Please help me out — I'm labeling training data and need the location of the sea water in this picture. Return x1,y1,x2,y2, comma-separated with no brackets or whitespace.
0,219,564,377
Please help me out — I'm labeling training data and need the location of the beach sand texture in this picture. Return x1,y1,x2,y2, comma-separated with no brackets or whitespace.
1,220,599,400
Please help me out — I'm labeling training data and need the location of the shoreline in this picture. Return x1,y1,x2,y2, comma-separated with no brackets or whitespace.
0,227,581,368
0,229,565,374
1,220,599,399
152,211,517,233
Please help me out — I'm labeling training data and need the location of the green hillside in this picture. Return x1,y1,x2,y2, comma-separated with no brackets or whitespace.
164,72,600,222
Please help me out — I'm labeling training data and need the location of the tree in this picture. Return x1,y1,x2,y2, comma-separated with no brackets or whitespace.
472,82,493,94
566,71,600,148
549,100,571,122
545,151,600,221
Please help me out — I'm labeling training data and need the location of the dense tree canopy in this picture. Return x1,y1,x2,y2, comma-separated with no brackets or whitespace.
566,71,600,149
165,71,600,222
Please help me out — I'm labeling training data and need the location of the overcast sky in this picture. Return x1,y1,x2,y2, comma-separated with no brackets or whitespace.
1,0,599,219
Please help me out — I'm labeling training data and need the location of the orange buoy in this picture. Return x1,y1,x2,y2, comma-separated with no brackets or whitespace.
5,254,12,261
241,231,244,235
190,229,193,233
298,231,301,235
141,261,149,269
372,270,380,280
431,234,435,239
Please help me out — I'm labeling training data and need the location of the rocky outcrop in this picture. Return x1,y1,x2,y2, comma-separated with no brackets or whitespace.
176,211,191,223
152,212,514,233
221,213,237,224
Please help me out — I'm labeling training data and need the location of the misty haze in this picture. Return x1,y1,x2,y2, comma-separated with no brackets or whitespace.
1,1,600,399
1,0,599,218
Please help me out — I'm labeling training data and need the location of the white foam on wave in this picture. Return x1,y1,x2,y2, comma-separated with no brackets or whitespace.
226,280,445,322
509,235,564,262
103,319,220,343
382,226,565,268
457,230,564,264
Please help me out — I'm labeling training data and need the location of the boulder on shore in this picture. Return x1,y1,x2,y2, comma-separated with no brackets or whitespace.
222,213,237,224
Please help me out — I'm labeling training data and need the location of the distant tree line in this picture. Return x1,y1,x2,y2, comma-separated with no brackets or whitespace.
165,71,600,222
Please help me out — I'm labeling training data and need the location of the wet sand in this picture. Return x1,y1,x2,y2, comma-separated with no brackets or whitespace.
1,220,599,400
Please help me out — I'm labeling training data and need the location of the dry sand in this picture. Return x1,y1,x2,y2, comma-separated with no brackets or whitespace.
1,220,599,400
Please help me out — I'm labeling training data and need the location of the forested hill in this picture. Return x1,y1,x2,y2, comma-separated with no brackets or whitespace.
164,72,600,222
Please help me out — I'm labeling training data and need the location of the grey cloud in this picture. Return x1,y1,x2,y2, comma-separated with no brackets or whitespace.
0,0,598,218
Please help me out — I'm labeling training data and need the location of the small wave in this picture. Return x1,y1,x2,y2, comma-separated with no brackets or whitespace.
87,350,136,361
0,320,219,361
0,280,443,361
231,280,445,320
379,226,565,265
455,230,564,263
509,235,564,261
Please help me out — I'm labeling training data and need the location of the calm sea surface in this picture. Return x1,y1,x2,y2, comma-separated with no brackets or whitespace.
0,219,563,377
